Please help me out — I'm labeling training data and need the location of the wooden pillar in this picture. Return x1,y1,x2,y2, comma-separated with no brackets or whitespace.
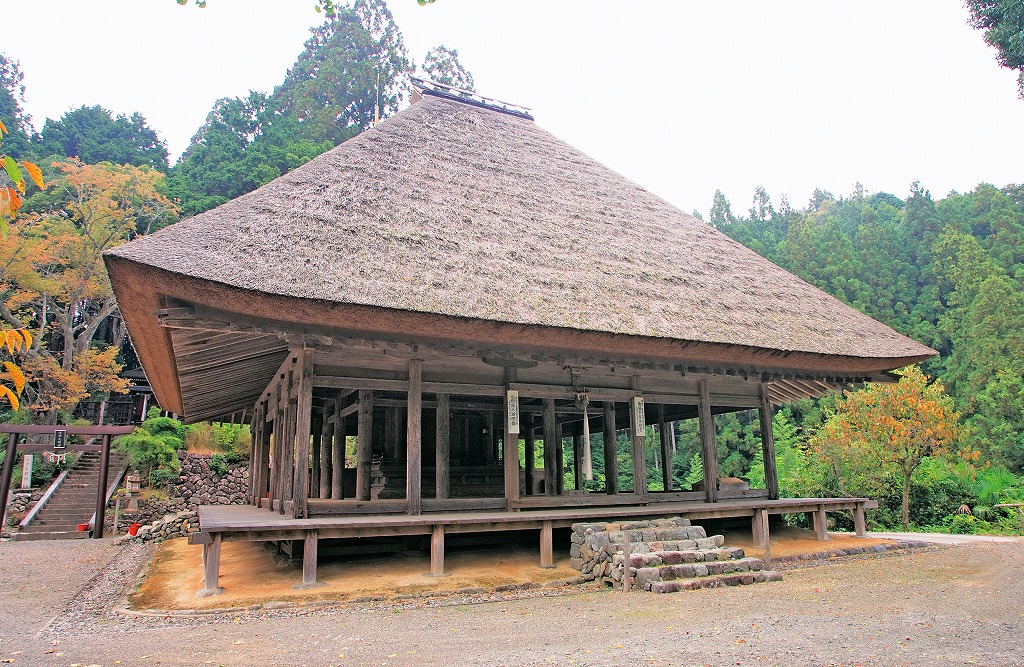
430,524,446,577
199,533,223,597
572,425,584,491
356,390,374,501
310,412,322,500
813,505,829,541
281,401,295,514
483,411,495,465
539,520,554,568
543,399,557,497
268,401,281,512
582,402,593,481
697,378,719,503
658,405,673,492
0,433,18,531
603,401,618,495
258,414,272,504
93,434,111,538
621,529,633,592
319,407,331,500
556,425,565,495
853,504,867,537
524,413,535,496
294,530,324,588
503,378,521,511
292,348,314,519
249,401,265,505
758,383,779,500
331,394,345,500
629,382,647,497
756,508,772,569
435,393,450,500
406,359,423,515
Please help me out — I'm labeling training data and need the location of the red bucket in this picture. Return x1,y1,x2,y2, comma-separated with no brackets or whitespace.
77,523,89,532
128,522,142,536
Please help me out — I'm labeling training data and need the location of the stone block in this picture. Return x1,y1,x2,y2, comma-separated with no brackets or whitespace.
570,543,581,558
651,581,682,594
688,526,708,539
720,561,737,574
705,561,727,575
621,521,652,530
642,554,663,567
764,570,783,582
739,574,755,585
745,558,765,571
733,560,749,572
722,574,743,586
649,541,665,551
713,534,725,547
693,564,709,577
679,550,702,563
631,542,651,554
640,529,658,542
700,549,718,561
635,567,661,588
570,558,583,570
659,551,683,565
662,541,680,551
753,571,767,583
607,531,624,544
671,564,697,578
590,533,610,549
679,579,701,590
655,529,675,541
629,555,645,568
726,547,745,559
695,538,717,550
658,565,677,581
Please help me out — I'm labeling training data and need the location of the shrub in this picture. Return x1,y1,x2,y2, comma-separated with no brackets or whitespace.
115,411,185,486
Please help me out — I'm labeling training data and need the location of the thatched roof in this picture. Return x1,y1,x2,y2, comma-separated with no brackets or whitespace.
105,87,934,416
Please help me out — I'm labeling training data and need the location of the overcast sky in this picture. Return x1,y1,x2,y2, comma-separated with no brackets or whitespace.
4,0,1022,216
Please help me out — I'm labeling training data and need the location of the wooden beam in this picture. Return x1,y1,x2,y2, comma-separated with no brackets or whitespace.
539,520,554,568
319,405,331,500
543,399,557,497
435,393,450,500
629,378,647,498
310,412,322,500
407,359,423,515
853,503,867,537
294,529,324,589
198,533,223,597
658,405,673,492
331,393,345,500
758,383,779,500
314,375,504,397
0,433,18,531
292,348,314,519
698,378,719,503
356,389,374,501
92,435,111,538
603,401,618,495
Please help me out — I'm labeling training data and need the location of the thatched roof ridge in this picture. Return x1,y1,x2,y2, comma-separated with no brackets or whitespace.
107,93,933,362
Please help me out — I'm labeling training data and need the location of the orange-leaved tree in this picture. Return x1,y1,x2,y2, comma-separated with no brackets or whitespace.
811,366,962,530
1,116,44,411
0,160,176,421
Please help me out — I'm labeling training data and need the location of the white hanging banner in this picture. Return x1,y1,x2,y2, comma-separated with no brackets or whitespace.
506,390,520,434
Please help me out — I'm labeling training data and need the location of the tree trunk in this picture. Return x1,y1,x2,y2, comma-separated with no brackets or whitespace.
902,472,912,530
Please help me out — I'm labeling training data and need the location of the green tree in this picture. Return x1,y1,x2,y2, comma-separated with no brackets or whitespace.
35,105,169,170
0,55,34,159
967,0,1024,98
421,45,475,90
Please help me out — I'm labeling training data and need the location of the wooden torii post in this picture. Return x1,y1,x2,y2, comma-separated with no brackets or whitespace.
0,424,135,538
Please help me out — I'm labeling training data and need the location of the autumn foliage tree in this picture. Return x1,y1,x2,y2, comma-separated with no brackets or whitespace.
812,366,962,530
0,160,177,421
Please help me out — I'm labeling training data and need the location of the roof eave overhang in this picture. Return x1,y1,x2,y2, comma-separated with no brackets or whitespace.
105,256,936,420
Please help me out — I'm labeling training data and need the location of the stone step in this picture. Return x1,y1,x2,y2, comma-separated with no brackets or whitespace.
649,570,784,593
11,530,90,541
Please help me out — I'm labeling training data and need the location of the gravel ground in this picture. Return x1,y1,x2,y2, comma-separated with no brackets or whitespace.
1,536,1022,666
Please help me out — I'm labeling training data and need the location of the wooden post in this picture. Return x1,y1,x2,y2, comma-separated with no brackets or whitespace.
294,529,324,588
268,386,283,511
435,393,450,500
697,378,719,503
758,383,779,500
814,505,829,541
292,349,314,519
543,399,557,496
0,433,18,530
629,381,647,497
356,389,374,501
406,359,423,515
757,508,772,569
524,413,535,496
503,376,521,510
621,529,632,592
429,524,446,577
658,405,672,492
853,503,867,537
332,394,345,500
556,425,565,495
483,411,496,466
93,434,111,538
539,520,554,568
582,401,593,481
281,401,295,513
249,401,267,505
199,533,223,597
310,412,322,500
572,425,584,491
603,401,618,494
319,407,331,500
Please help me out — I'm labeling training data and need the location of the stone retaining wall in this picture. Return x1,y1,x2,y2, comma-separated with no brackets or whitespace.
173,454,248,507
119,509,199,544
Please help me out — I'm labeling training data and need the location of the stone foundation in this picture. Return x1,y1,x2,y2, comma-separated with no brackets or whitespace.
570,517,782,593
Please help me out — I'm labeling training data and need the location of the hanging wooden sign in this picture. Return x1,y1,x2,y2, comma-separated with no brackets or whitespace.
506,390,520,434
53,429,67,450
631,396,645,435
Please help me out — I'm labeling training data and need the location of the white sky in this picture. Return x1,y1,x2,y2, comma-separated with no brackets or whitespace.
4,0,1022,216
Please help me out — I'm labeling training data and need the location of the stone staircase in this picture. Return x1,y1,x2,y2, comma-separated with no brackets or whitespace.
570,517,783,593
13,451,126,541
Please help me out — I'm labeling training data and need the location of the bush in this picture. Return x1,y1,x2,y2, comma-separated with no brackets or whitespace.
115,410,185,486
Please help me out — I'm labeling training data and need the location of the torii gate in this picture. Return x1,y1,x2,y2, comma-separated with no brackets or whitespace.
0,424,135,538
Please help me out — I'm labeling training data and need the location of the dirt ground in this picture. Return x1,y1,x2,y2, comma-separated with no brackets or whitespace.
132,538,580,610
2,536,1024,666
130,525,891,610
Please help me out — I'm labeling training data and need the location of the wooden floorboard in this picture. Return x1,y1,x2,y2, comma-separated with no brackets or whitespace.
197,496,876,537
